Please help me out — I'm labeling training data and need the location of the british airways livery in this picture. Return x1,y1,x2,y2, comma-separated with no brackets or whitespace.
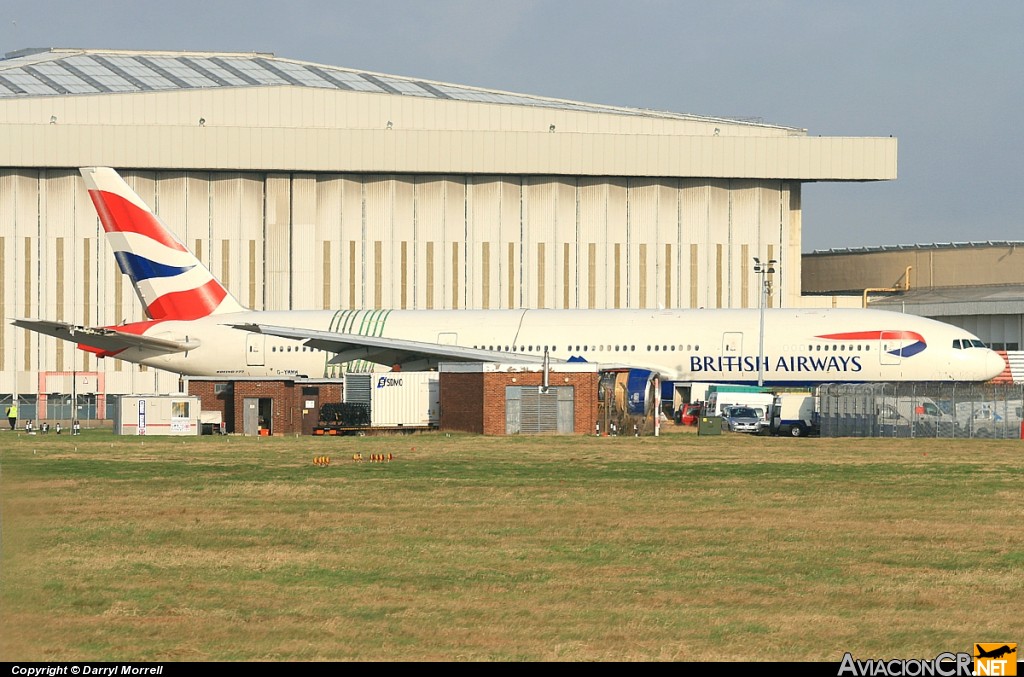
13,168,1006,385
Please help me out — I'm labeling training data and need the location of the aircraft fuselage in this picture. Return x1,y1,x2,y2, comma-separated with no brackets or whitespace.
121,307,1005,384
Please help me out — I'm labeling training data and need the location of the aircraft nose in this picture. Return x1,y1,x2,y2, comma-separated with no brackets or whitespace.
985,350,1008,380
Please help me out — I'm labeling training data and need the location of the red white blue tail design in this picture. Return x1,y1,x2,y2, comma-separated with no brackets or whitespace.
81,167,245,320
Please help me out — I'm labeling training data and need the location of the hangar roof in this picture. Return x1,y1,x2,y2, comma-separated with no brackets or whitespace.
867,285,1024,317
810,241,1024,255
0,48,895,180
0,47,793,130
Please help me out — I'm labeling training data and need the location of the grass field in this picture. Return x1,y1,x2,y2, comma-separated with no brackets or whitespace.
1,427,1021,662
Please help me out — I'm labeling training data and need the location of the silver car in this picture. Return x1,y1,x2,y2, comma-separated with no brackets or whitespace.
724,406,762,434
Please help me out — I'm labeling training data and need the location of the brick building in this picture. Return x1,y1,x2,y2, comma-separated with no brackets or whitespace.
439,363,601,435
189,378,343,436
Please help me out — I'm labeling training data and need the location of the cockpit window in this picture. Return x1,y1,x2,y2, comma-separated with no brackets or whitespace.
971,339,986,348
952,340,962,349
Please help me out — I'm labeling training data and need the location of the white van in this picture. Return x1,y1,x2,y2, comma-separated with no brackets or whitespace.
769,393,819,437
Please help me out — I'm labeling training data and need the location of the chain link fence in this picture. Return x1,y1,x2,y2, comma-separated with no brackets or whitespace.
0,393,103,428
819,382,1024,439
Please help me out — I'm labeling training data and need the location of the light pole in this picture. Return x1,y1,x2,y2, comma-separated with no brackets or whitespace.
753,257,777,387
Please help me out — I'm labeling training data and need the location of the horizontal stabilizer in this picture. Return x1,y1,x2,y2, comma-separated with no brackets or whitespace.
13,319,199,355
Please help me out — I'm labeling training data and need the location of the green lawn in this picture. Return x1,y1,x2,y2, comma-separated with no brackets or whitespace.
2,429,1021,661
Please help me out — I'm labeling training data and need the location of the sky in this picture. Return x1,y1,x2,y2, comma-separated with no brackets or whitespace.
2,0,1022,252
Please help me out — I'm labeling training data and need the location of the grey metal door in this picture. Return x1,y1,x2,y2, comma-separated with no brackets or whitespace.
505,386,521,434
243,398,260,436
557,386,575,433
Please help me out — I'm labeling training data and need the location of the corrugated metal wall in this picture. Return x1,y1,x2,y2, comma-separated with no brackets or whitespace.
804,245,1024,294
0,169,795,396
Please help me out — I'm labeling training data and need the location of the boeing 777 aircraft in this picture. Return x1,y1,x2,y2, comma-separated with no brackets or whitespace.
13,168,1006,387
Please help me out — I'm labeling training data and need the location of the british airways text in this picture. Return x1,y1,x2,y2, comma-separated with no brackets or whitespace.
690,354,863,374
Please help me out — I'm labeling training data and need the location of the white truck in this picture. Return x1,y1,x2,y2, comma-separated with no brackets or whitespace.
768,393,819,437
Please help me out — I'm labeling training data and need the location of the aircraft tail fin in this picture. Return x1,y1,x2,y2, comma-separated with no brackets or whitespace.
80,167,246,321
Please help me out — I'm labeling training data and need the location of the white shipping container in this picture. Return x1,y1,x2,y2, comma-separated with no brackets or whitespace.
337,372,440,429
366,372,440,428
114,395,201,436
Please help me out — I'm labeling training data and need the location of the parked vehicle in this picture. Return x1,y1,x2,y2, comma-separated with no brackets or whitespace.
768,393,819,437
748,404,769,430
724,406,762,434
706,391,774,418
876,396,957,437
954,400,1024,438
676,403,702,426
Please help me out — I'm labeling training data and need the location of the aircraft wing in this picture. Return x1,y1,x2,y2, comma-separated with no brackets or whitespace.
12,319,199,355
231,322,562,369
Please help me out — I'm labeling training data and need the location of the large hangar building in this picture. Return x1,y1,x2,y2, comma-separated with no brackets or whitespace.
0,48,896,408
